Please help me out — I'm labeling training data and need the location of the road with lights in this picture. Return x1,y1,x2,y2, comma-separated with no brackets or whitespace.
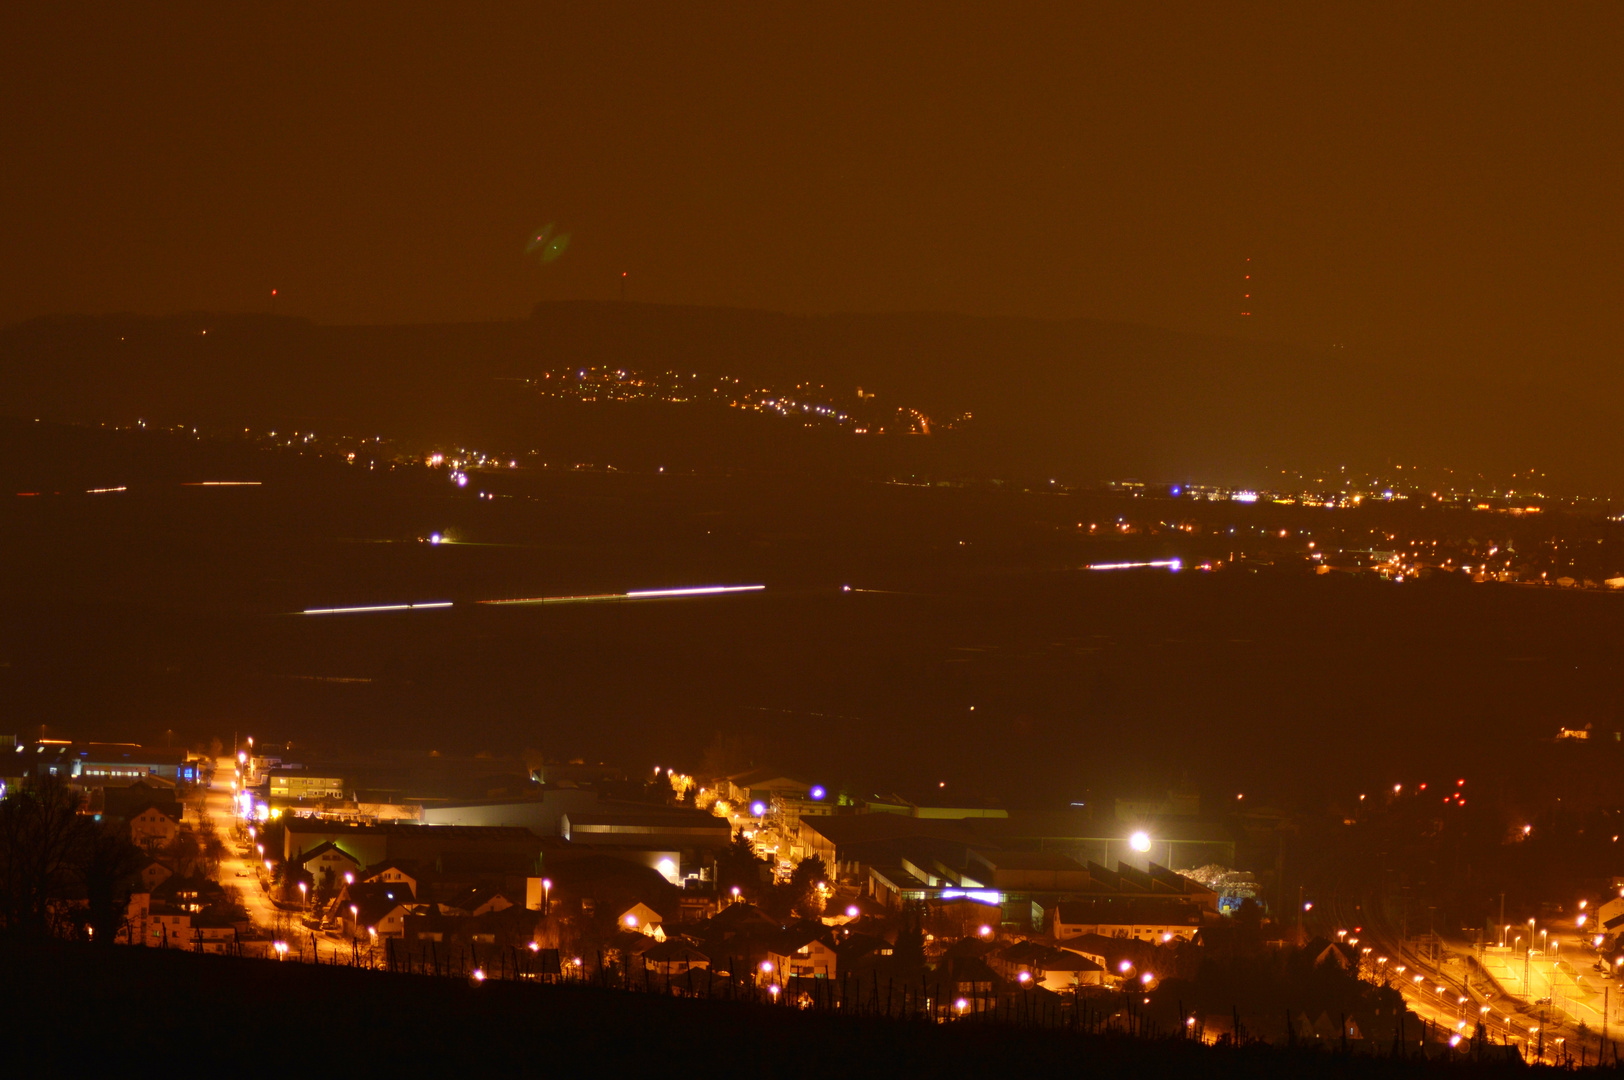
209,757,354,964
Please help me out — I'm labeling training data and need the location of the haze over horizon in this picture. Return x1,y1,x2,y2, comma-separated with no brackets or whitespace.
5,6,1622,353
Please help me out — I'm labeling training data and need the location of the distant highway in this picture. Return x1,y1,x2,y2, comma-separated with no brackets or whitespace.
1320,875,1585,1064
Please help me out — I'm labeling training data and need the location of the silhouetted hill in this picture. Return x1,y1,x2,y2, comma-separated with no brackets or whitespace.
1,304,1614,489
3,940,1536,1077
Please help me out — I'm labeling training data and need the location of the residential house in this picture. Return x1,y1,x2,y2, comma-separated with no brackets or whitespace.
1033,949,1104,991
363,860,420,892
338,880,417,940
614,901,666,938
132,858,174,893
128,803,181,852
297,840,363,894
151,871,224,914
766,925,839,982
642,939,710,980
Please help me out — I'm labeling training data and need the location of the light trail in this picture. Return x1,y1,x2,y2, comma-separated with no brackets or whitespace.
481,584,765,607
182,481,262,486
1085,558,1183,572
481,593,624,606
86,486,127,494
625,584,765,599
301,601,453,616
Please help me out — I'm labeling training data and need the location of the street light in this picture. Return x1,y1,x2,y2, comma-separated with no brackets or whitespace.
541,877,552,916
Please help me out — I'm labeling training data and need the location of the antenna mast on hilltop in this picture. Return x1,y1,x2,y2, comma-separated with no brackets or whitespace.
1241,258,1253,317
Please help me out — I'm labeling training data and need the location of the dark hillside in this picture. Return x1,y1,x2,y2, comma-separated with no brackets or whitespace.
2,940,1538,1077
3,304,1611,489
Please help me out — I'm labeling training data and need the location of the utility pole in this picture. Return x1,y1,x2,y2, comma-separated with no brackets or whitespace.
1605,985,1610,1050
1297,884,1305,944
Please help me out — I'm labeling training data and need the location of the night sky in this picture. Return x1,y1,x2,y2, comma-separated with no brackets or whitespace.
4,4,1621,379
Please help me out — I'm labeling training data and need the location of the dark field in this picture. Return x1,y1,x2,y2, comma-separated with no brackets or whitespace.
5,425,1622,815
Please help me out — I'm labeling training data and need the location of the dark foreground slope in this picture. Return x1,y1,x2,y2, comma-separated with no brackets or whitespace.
3,940,1540,1078
2,303,1613,489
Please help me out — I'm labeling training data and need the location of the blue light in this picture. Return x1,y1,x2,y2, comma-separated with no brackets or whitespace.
1170,485,1182,497
750,801,767,817
809,785,826,801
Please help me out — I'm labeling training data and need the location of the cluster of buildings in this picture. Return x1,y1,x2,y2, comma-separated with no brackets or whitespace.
526,366,961,437
0,725,1291,1022
0,735,238,949
232,743,1271,994
1077,480,1624,588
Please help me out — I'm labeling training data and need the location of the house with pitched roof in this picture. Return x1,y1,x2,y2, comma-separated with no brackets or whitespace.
129,803,181,852
766,925,839,982
297,840,362,894
338,879,417,940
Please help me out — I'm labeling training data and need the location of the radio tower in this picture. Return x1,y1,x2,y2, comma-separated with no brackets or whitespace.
1241,258,1252,317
